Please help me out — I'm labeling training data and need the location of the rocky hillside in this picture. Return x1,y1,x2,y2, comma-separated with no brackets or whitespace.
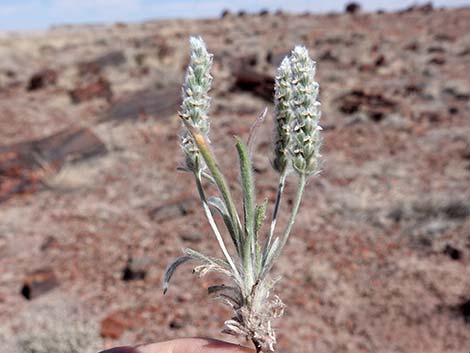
0,4,469,353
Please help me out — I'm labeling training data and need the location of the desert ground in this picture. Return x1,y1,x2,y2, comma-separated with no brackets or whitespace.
0,4,469,353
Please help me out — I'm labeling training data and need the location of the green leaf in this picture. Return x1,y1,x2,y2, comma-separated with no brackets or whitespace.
181,118,243,252
235,137,255,240
235,137,256,289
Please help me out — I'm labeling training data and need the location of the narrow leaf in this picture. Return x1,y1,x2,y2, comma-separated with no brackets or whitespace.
208,284,243,308
208,196,238,247
235,137,255,239
208,284,242,298
181,118,243,251
162,255,191,294
235,137,256,288
184,248,229,268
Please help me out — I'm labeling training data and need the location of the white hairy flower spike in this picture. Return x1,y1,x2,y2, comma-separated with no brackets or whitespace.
179,36,213,172
272,57,294,175
289,45,322,176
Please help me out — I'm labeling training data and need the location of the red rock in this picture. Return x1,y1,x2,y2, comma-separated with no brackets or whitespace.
101,312,134,339
0,127,106,203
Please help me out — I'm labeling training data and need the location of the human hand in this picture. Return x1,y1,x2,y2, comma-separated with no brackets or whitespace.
100,338,254,353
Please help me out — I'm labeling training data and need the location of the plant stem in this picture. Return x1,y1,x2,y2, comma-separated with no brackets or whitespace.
279,173,306,252
194,171,241,281
262,171,287,264
258,173,306,282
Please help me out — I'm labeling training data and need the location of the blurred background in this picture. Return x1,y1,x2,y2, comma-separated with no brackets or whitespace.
0,1,469,353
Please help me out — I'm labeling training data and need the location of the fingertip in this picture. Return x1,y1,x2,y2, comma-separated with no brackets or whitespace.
137,338,254,353
99,346,140,353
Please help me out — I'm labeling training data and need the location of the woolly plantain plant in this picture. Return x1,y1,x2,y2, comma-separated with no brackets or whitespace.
163,37,322,353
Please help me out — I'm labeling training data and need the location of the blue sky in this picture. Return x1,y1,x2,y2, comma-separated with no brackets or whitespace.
0,0,469,31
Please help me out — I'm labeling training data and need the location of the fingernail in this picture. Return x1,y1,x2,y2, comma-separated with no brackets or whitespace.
99,346,140,353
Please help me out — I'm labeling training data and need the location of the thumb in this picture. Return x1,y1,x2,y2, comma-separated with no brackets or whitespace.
100,338,254,353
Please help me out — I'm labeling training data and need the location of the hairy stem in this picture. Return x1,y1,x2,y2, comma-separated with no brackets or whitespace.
262,170,287,265
194,171,241,281
260,173,306,279
279,173,306,252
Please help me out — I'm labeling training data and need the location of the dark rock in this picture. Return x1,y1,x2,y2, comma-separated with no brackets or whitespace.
345,2,361,14
169,319,184,329
319,50,339,62
428,46,445,53
221,9,231,18
148,196,199,222
78,50,126,75
442,86,470,101
104,85,180,122
122,256,151,281
5,69,16,78
336,89,398,121
418,111,440,123
443,244,462,260
428,56,446,65
40,236,59,251
458,47,470,57
27,69,57,91
69,76,113,104
232,57,274,101
400,2,433,14
259,9,269,16
266,50,290,66
21,268,59,300
455,300,470,324
388,208,404,223
443,201,470,220
405,41,420,51
375,55,386,67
